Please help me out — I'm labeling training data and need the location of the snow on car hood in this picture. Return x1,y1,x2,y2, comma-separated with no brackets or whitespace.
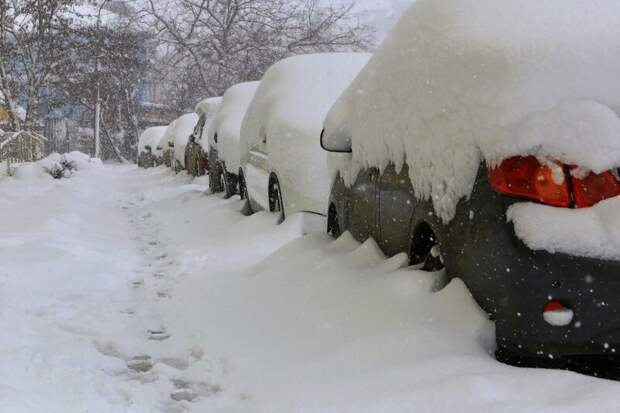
207,82,259,173
138,126,167,156
241,53,371,212
323,0,620,222
508,196,620,261
195,96,223,151
172,113,199,167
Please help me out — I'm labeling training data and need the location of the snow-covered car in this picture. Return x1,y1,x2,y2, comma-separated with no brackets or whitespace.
205,82,259,197
240,53,370,220
157,122,176,168
186,97,222,177
137,126,166,168
321,0,620,369
171,113,199,173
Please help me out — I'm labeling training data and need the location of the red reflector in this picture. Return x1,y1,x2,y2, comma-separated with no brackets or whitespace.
543,300,565,313
572,170,620,208
488,156,571,207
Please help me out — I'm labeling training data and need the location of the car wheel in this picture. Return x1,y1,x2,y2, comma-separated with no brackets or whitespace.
238,170,249,201
410,222,445,272
269,176,285,223
327,203,341,238
238,169,253,215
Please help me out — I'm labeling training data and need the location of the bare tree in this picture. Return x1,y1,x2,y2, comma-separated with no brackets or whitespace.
0,0,77,131
142,0,374,107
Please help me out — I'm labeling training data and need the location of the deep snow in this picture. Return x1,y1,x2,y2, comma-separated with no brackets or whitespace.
3,163,620,412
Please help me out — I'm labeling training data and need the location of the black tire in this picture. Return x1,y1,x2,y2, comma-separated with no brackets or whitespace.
327,204,341,238
269,175,285,223
238,169,253,215
221,167,237,199
410,222,445,271
238,170,249,201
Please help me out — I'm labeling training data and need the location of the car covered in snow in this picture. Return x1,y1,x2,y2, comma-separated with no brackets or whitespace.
171,113,199,173
137,126,166,168
205,82,259,197
321,0,620,369
240,53,370,220
186,97,222,177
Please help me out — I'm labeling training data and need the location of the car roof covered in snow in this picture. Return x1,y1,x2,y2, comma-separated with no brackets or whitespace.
171,113,199,166
138,126,167,154
207,81,259,173
195,97,223,117
323,0,620,222
240,53,371,212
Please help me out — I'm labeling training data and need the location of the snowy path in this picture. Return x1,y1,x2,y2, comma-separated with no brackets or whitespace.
3,164,620,412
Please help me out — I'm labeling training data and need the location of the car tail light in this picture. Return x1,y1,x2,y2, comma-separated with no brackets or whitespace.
571,170,620,208
489,157,620,208
543,300,574,327
488,156,571,207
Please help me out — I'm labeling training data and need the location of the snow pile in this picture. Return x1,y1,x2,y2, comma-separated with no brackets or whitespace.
138,126,167,157
171,113,199,168
508,196,620,260
207,82,259,173
323,0,620,222
240,53,370,214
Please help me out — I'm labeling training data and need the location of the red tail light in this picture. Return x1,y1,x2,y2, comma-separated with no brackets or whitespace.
488,156,570,207
488,157,620,208
572,170,620,208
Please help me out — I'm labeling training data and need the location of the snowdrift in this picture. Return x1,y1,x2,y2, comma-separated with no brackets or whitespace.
323,0,620,223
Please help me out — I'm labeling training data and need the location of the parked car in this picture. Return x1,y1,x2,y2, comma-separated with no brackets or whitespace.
320,0,620,371
172,113,199,173
240,53,370,221
187,97,222,177
157,114,198,171
137,126,167,168
205,82,259,197
157,122,176,168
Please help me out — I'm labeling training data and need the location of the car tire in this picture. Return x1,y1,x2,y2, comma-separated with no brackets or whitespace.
327,203,341,238
269,175,285,223
238,169,253,215
410,221,445,272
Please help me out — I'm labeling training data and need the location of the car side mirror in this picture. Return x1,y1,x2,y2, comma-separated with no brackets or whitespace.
320,128,352,153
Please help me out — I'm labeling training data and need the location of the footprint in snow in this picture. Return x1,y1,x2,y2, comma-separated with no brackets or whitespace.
148,328,171,341
127,355,153,372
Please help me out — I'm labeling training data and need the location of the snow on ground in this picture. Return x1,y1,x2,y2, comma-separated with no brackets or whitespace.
3,163,620,412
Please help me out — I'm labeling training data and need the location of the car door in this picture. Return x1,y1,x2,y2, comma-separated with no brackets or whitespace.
378,163,415,257
350,167,379,243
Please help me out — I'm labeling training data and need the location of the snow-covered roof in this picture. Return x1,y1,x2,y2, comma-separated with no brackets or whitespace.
207,82,259,173
323,0,620,222
138,126,167,155
241,53,371,211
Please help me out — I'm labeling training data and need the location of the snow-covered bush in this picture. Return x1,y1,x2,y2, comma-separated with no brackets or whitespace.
13,152,101,180
322,0,620,223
